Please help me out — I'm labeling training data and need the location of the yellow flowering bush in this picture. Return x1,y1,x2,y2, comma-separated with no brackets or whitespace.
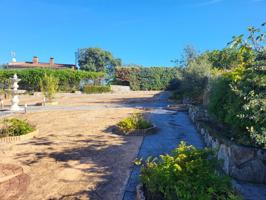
140,142,241,200
117,113,152,134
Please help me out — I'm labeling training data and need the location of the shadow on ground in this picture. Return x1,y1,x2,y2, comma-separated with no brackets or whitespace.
10,91,176,200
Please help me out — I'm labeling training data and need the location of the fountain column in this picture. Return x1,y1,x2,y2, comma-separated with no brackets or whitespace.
10,74,22,111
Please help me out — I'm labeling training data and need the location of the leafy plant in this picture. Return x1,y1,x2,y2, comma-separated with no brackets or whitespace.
0,118,35,137
117,113,152,134
208,63,266,149
141,142,241,200
82,85,111,94
40,73,59,101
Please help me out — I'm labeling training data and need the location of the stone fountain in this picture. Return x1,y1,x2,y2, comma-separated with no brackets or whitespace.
10,74,22,111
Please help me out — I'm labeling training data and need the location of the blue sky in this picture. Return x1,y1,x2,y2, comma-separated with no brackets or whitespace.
0,0,265,66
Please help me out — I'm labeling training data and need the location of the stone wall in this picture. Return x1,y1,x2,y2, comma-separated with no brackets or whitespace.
188,105,266,184
110,85,131,93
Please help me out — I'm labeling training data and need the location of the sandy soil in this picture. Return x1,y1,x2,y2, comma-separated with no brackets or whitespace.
0,92,157,200
1,91,161,107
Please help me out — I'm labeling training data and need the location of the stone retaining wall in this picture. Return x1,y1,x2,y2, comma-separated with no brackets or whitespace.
188,105,266,184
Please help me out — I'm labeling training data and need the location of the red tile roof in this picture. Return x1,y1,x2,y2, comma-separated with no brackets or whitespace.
7,61,76,69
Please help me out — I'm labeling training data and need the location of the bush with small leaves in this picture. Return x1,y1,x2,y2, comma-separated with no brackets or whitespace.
0,118,36,138
117,113,152,134
141,142,241,200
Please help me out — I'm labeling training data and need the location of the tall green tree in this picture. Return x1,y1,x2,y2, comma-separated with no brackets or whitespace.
77,47,121,76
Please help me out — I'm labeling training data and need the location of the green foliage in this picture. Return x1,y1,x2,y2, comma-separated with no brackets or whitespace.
208,64,266,148
141,142,241,200
117,113,152,134
115,67,182,91
172,45,198,67
77,47,121,76
0,118,36,138
40,73,59,100
228,23,266,54
82,85,111,94
207,48,242,69
0,68,104,92
179,55,212,103
169,90,183,101
226,23,266,68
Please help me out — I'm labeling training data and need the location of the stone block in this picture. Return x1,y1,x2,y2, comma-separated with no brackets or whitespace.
218,144,231,174
230,145,255,166
230,159,266,184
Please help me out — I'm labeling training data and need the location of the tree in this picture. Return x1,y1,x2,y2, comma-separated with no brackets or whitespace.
172,45,198,67
181,55,212,103
206,48,240,69
40,74,59,101
77,48,121,76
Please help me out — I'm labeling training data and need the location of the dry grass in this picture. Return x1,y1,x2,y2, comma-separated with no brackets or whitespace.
0,91,159,200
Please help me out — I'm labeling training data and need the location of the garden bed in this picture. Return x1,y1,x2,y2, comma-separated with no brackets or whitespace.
112,125,157,136
0,129,38,143
114,113,156,136
0,118,37,143
138,142,241,200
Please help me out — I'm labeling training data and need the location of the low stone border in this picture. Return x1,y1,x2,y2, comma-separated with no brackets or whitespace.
113,125,157,136
44,101,58,106
165,104,188,112
136,184,146,200
0,130,39,143
188,105,266,184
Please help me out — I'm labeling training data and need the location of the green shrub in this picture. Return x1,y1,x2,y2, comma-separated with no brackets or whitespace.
0,68,104,92
40,73,59,101
82,85,111,94
208,64,266,149
169,90,183,101
117,113,152,134
177,55,212,104
115,67,182,91
0,118,36,137
141,142,241,200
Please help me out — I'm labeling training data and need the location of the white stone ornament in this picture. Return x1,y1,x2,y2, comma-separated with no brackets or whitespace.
10,74,22,111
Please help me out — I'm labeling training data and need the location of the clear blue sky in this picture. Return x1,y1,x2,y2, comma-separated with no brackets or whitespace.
0,0,265,66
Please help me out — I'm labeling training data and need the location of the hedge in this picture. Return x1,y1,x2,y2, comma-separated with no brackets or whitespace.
114,67,182,90
82,85,111,94
0,68,105,92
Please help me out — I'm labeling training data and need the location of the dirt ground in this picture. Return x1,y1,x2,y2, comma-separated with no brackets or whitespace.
2,91,161,107
0,92,160,200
